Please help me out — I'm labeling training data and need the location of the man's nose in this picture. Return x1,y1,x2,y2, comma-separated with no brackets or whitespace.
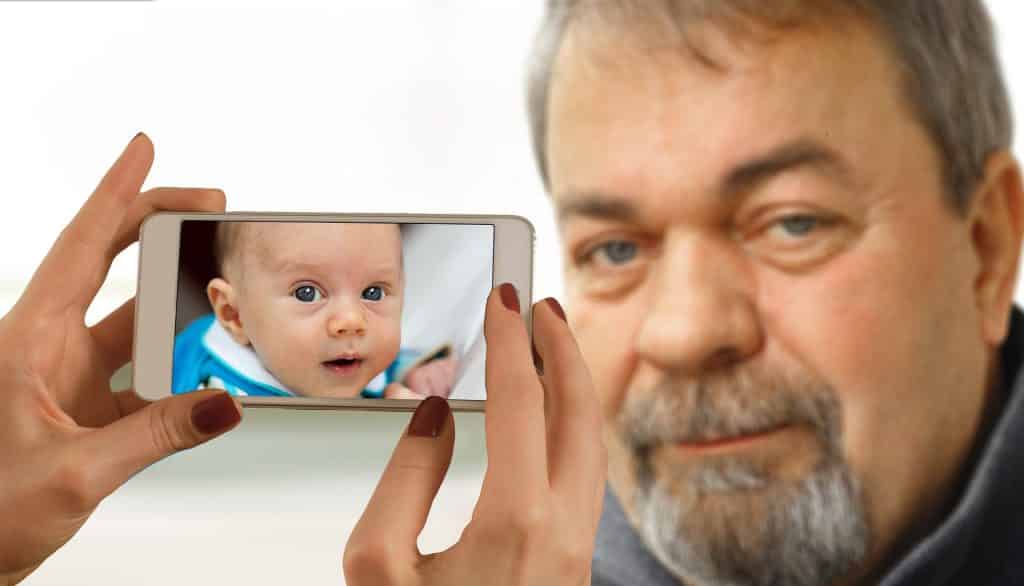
633,233,762,374
326,299,367,337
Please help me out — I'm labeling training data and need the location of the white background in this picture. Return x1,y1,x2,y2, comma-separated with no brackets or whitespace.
0,1,1022,584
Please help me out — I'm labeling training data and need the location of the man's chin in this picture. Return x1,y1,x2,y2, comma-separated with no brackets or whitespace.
632,456,870,586
642,455,800,538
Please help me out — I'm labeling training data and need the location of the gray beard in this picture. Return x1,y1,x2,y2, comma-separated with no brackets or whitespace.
620,368,871,586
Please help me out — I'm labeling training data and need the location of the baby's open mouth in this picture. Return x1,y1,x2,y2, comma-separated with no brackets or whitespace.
322,356,364,375
324,358,361,366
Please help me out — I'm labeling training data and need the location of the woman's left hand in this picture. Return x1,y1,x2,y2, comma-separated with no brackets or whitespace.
344,289,606,586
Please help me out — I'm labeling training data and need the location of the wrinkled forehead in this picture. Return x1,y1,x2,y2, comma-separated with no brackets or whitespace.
546,9,915,211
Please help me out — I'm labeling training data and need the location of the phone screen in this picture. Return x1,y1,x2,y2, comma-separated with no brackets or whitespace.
173,220,493,401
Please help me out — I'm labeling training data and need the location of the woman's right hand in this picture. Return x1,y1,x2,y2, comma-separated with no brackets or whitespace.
0,134,243,585
343,286,607,585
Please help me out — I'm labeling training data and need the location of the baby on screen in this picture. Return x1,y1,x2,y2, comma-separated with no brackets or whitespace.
172,221,453,399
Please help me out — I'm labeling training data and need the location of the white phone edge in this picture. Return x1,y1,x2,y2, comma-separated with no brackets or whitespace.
133,211,535,412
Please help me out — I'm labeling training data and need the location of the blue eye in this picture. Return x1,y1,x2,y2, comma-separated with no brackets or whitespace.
777,215,820,237
596,240,638,265
293,285,322,303
362,286,384,301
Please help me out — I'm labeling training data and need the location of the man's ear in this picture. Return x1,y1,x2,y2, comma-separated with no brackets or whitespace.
969,150,1024,347
206,277,251,346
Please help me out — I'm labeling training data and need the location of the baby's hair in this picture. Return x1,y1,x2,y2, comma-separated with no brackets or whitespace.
212,221,246,279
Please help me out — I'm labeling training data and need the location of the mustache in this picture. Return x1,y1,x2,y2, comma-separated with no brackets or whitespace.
618,364,841,450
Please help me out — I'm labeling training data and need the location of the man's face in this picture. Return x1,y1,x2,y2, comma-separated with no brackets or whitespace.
225,222,403,398
548,21,995,585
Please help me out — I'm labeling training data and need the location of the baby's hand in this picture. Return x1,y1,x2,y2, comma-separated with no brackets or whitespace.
382,383,422,400
401,356,458,399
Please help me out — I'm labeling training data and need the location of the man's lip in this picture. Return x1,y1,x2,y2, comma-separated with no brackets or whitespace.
673,425,791,452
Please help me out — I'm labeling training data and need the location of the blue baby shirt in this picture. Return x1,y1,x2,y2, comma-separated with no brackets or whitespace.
172,313,419,398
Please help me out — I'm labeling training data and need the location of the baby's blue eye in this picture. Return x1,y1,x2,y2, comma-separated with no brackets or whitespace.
294,285,322,303
362,286,384,301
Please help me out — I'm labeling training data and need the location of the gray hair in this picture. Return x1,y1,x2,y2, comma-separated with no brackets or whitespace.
526,0,1013,214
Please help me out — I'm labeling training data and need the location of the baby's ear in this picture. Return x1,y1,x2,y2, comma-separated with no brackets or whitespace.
206,277,251,346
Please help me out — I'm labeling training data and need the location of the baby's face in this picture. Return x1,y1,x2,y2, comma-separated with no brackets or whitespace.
218,222,403,398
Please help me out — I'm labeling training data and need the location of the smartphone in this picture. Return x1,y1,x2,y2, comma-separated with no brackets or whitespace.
133,212,534,412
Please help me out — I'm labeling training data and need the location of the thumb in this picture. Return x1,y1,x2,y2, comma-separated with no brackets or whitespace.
83,390,242,499
344,397,454,574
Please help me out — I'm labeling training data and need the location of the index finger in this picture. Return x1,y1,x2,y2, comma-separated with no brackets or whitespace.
20,133,153,317
532,298,606,531
479,284,549,512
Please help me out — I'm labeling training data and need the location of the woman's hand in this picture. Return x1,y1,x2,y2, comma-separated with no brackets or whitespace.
344,286,606,585
0,134,243,584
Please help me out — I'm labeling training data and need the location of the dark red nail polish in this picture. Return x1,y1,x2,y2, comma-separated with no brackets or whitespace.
408,396,450,438
191,393,241,435
545,297,567,322
532,341,545,376
499,283,520,313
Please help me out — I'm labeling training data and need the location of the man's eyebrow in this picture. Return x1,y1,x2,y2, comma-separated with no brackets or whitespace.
721,138,853,196
556,194,640,224
555,138,851,224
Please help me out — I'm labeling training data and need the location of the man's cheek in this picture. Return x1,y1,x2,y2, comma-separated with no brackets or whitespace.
760,258,911,477
571,298,639,419
759,245,907,387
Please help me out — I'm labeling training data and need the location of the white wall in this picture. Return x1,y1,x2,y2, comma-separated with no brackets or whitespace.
1,2,1022,584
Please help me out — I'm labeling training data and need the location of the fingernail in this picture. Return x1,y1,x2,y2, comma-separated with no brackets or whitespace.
408,396,450,438
191,393,241,435
545,297,567,322
131,131,144,142
532,341,545,376
499,283,520,313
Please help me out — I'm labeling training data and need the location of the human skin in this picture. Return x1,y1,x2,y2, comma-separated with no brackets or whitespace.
399,355,458,398
207,222,405,398
546,18,1024,585
0,134,243,584
344,291,607,586
0,134,605,586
